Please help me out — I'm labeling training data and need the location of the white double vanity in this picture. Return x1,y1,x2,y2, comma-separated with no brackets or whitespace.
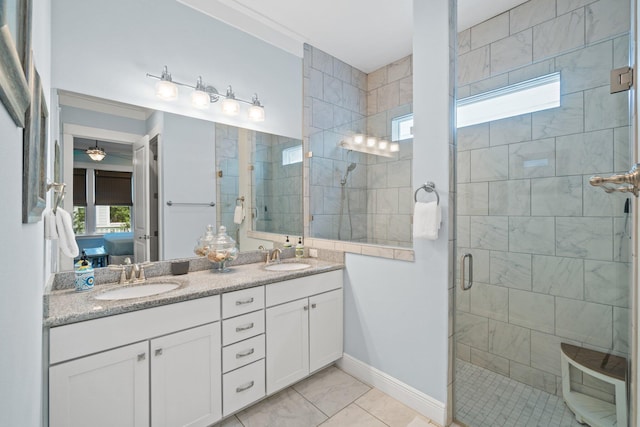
44,259,344,427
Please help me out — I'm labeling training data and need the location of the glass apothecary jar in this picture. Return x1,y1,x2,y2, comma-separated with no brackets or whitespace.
194,225,238,273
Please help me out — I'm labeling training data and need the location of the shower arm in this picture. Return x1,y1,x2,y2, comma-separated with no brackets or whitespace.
590,163,640,196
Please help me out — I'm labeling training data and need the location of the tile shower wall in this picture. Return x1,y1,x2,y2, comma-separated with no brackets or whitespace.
455,0,631,402
305,44,414,247
254,133,303,235
215,123,240,243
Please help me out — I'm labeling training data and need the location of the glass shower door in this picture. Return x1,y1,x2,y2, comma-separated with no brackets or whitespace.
454,0,634,425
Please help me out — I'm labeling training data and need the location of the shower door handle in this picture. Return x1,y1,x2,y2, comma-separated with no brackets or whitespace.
460,253,473,291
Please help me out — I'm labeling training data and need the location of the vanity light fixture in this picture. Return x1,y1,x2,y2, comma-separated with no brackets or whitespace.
154,66,179,100
191,76,211,109
221,86,240,116
147,66,265,120
86,141,107,162
339,134,396,158
248,93,265,122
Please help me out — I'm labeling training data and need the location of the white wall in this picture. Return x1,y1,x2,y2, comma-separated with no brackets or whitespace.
0,0,51,425
342,0,452,407
51,0,302,140
161,113,217,259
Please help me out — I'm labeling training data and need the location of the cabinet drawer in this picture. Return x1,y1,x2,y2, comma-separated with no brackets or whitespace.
222,359,265,416
222,287,265,318
222,334,265,374
266,270,343,307
222,310,265,346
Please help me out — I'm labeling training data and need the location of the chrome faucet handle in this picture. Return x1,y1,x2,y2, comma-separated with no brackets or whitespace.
271,248,282,262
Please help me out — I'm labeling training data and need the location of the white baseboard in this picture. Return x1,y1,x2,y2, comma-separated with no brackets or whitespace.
337,353,446,426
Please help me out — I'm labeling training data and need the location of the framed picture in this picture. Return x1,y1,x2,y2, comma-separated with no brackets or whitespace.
0,0,31,127
22,60,46,223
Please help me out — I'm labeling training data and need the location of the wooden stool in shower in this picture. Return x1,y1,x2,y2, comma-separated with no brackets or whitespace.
561,343,627,427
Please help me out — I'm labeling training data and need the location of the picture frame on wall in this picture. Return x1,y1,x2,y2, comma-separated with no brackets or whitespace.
0,0,32,127
23,58,47,223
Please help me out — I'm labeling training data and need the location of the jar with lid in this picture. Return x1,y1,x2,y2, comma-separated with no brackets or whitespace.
196,225,238,272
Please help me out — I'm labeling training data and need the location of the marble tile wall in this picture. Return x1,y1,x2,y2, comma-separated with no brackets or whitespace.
455,0,632,402
305,45,414,247
254,134,303,235
215,123,240,242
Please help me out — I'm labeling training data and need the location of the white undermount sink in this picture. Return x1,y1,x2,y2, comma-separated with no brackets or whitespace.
264,263,312,272
94,282,181,300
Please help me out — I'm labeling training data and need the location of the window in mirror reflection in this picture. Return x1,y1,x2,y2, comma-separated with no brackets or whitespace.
72,168,133,235
282,145,303,166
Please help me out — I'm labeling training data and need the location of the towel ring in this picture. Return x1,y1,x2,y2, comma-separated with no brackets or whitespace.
414,182,440,205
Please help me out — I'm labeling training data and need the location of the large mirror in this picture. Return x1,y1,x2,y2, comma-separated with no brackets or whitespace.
57,90,302,271
306,46,414,248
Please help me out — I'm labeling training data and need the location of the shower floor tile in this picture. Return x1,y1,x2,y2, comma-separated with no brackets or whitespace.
454,360,584,427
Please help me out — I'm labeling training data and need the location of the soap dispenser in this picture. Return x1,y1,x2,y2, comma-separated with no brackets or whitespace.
74,251,95,292
295,237,304,258
283,236,292,248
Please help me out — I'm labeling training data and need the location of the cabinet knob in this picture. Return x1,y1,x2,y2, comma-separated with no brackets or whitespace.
311,303,317,309
303,305,309,311
155,348,163,356
137,353,146,361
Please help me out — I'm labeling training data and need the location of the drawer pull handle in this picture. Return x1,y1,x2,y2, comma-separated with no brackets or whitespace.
236,380,255,393
236,297,255,305
236,322,255,332
155,349,163,356
137,353,146,361
236,348,255,359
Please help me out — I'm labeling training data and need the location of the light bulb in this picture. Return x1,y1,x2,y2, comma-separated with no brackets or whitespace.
353,134,364,144
191,90,210,109
221,98,240,115
378,140,388,150
390,143,400,152
366,137,377,147
248,104,265,121
156,80,178,100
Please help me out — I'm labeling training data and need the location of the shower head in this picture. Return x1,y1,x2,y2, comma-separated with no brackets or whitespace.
341,162,357,186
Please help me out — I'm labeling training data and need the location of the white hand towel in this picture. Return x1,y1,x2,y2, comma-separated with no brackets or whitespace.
413,201,441,240
233,205,245,224
55,208,80,258
44,209,58,240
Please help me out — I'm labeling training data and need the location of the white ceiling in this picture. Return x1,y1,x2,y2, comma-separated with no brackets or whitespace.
180,0,528,73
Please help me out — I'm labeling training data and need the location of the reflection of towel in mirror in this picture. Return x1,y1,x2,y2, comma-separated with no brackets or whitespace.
413,201,441,240
44,209,58,240
55,208,79,258
233,205,244,224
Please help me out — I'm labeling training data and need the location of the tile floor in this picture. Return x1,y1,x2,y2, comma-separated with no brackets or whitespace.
454,360,583,427
215,365,440,427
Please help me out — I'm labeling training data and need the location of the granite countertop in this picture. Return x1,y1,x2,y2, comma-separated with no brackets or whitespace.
44,258,344,328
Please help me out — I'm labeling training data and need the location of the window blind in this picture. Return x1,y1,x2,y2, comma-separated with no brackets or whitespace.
73,168,87,206
94,170,133,206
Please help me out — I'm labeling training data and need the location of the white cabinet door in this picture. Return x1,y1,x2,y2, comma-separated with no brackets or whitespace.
266,298,309,394
49,341,149,427
309,289,344,372
150,322,222,427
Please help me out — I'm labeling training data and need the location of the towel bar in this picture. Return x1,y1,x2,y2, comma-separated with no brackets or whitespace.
414,182,440,205
166,201,215,207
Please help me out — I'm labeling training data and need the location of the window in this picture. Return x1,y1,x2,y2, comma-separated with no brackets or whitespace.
388,73,561,136
73,168,133,235
282,145,303,166
392,114,414,142
457,72,560,128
